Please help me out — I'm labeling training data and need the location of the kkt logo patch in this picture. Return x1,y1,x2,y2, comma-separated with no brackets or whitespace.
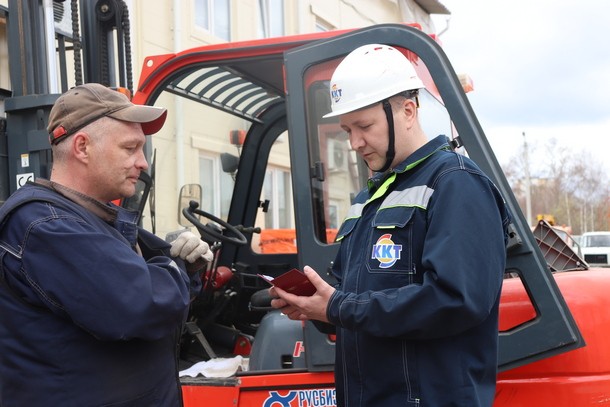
330,84,342,103
371,233,402,268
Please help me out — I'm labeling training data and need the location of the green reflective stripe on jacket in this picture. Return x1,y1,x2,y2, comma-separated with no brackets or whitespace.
338,141,448,242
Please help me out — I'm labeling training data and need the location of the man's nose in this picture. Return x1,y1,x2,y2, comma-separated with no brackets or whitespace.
349,131,364,151
136,150,149,170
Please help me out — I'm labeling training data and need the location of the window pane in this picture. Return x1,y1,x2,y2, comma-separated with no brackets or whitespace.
418,90,452,141
199,156,216,214
328,201,339,229
257,0,283,38
195,0,210,30
303,65,371,245
257,0,267,38
277,170,292,228
214,0,230,40
269,0,284,37
219,169,233,219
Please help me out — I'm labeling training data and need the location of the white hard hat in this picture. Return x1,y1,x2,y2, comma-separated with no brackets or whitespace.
323,44,425,118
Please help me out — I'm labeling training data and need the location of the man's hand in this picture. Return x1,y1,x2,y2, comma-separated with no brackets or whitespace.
170,231,213,263
270,265,335,323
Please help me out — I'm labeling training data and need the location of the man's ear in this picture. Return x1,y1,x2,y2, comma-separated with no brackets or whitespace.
72,132,91,163
402,98,418,126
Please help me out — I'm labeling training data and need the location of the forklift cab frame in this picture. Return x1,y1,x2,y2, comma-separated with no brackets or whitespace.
134,23,582,377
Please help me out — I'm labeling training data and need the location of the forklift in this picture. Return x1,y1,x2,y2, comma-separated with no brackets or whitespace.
3,1,609,405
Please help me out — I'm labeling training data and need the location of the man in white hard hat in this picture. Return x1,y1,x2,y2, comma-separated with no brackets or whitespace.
0,83,211,406
271,44,510,406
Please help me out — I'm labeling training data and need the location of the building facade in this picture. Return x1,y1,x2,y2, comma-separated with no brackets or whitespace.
0,0,449,240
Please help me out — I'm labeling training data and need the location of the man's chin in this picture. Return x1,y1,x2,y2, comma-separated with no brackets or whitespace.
365,160,381,172
121,185,137,199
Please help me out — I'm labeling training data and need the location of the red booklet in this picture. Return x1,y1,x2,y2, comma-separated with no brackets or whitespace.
258,268,316,296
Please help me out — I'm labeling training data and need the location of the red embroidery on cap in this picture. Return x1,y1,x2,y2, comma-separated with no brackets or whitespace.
52,126,67,140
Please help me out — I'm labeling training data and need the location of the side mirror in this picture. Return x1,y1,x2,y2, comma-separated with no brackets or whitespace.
220,152,239,174
178,184,202,227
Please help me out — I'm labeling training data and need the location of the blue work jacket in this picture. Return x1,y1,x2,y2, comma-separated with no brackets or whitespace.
0,180,198,407
327,136,511,407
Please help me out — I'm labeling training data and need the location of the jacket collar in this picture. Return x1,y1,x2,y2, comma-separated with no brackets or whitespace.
34,179,121,224
367,135,451,193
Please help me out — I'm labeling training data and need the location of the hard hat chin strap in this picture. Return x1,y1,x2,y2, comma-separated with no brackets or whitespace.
378,99,395,173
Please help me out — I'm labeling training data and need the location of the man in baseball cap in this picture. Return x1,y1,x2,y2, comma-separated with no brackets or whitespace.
0,83,210,406
48,82,167,145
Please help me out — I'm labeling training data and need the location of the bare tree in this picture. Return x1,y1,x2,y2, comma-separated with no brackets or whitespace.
500,138,609,235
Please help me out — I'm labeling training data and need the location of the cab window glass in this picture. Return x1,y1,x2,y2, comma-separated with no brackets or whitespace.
418,89,452,141
254,132,296,254
301,50,453,246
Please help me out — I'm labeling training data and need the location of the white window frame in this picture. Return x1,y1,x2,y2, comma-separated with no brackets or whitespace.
257,0,284,38
194,0,231,41
315,17,333,32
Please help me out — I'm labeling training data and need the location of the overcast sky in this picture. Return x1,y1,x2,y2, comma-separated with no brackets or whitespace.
431,0,610,174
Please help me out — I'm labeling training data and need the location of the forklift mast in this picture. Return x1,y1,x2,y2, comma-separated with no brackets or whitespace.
1,0,132,204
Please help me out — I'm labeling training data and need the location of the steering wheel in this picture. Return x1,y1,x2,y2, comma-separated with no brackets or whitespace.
182,200,247,246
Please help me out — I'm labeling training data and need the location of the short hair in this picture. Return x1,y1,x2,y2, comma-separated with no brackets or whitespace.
389,89,419,111
51,116,112,162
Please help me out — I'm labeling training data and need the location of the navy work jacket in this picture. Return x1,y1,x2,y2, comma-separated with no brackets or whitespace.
327,136,511,407
0,180,198,407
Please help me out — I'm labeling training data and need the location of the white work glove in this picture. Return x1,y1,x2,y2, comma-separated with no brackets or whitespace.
170,231,213,264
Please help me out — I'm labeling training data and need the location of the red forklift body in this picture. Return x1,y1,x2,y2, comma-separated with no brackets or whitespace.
182,371,335,406
496,269,610,405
